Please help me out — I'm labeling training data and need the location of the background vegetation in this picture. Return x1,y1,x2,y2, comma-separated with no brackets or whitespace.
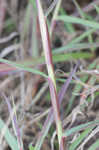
0,0,99,150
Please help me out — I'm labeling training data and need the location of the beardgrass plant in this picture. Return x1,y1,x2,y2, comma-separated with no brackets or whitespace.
0,0,99,150
36,0,64,149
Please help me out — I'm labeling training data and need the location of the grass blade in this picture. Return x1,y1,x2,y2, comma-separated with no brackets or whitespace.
56,15,99,29
88,140,99,150
0,58,47,78
69,127,93,150
0,118,18,150
63,120,99,137
53,42,99,54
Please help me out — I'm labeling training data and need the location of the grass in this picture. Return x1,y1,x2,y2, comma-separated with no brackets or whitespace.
0,0,99,150
0,118,18,150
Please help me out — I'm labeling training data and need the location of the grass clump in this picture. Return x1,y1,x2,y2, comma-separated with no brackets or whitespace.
0,0,99,150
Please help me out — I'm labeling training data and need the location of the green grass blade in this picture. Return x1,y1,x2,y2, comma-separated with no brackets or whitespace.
63,120,99,137
0,51,92,74
70,28,96,44
34,115,53,150
60,8,75,33
29,144,35,150
73,0,94,51
52,52,92,62
94,5,99,14
30,0,36,9
0,118,18,150
56,15,99,29
0,58,47,78
22,52,92,65
88,140,99,150
69,127,93,150
73,0,85,18
22,3,31,40
53,42,99,54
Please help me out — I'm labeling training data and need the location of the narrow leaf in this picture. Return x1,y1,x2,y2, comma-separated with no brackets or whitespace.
56,15,99,29
0,118,18,150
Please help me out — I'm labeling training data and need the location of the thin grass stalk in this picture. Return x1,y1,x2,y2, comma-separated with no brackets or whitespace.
36,0,63,148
